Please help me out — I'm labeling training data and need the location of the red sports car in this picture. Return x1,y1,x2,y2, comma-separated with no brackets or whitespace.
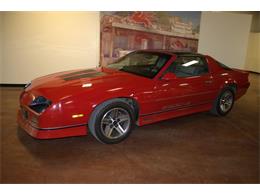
18,50,250,144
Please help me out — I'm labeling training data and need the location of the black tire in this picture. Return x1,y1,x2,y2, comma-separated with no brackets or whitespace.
210,88,235,116
88,99,135,144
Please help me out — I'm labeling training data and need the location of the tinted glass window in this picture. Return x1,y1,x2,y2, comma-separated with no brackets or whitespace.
218,61,232,70
167,56,209,77
108,52,171,79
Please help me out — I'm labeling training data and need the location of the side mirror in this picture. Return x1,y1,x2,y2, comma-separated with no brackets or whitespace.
161,72,177,81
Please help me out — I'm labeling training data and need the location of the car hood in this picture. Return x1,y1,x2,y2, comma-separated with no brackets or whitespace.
25,67,149,102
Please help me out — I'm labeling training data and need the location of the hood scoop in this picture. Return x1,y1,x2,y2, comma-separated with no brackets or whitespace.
59,69,107,81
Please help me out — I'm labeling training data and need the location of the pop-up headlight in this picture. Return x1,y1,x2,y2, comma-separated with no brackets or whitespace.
29,96,52,113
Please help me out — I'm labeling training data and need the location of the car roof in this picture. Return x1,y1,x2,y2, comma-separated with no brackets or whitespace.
136,49,204,57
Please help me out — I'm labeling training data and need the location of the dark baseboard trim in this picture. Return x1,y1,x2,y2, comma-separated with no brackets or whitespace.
0,84,25,87
248,71,260,75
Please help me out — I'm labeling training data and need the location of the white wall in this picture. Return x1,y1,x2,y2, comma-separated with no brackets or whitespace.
1,12,100,84
0,13,3,83
198,12,252,70
245,33,260,73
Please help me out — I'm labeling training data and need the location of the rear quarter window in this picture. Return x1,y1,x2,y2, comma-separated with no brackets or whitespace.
218,62,232,70
167,56,209,78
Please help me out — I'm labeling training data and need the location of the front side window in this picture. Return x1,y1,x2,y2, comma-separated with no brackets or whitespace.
108,52,171,78
167,56,209,77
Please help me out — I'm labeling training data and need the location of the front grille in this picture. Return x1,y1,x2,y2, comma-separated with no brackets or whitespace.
29,96,52,113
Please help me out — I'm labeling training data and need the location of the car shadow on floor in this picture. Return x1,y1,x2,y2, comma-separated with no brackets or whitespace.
16,127,109,163
16,111,216,164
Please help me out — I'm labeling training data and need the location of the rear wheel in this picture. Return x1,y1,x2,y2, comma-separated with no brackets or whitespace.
88,99,135,144
211,88,234,116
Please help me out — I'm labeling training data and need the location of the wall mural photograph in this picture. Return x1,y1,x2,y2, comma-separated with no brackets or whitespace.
100,11,201,65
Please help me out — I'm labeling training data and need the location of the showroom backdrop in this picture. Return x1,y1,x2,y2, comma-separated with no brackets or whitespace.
0,11,259,84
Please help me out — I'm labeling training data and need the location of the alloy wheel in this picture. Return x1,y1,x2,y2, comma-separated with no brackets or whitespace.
100,107,131,139
219,90,234,113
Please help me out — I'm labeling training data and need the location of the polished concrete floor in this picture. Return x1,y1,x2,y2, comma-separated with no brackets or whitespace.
0,74,259,183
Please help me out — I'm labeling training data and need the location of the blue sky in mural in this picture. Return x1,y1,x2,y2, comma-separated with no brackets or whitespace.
167,12,201,27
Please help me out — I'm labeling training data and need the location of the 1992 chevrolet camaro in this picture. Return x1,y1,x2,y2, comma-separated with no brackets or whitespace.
18,50,250,144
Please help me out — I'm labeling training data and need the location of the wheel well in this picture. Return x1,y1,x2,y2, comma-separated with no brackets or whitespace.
227,83,237,95
92,97,140,121
119,97,140,120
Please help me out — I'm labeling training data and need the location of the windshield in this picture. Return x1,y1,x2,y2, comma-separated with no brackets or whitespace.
108,51,171,78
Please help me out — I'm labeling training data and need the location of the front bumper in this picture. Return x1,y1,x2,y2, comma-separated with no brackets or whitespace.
17,109,88,139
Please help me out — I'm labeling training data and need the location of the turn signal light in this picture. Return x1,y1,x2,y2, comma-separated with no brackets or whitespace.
72,114,84,118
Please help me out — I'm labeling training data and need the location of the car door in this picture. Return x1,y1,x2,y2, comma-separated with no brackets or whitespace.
154,55,215,112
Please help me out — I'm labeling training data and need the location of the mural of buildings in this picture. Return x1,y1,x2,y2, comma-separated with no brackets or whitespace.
100,11,201,65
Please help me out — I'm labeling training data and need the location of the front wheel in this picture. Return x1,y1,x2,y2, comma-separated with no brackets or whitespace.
88,100,135,144
211,89,235,116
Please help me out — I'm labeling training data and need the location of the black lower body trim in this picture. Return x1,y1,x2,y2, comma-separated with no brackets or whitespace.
140,100,213,117
32,123,87,131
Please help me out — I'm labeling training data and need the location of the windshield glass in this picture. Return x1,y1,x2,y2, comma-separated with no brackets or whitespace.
108,51,171,78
